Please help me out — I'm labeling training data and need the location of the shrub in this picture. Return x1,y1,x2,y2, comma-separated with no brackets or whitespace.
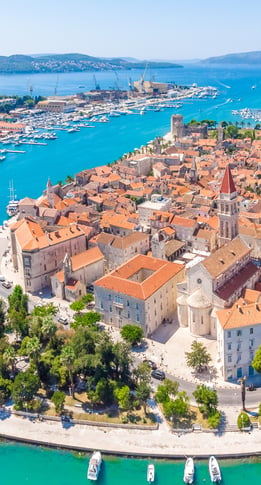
259,402,261,416
207,411,221,429
237,411,250,430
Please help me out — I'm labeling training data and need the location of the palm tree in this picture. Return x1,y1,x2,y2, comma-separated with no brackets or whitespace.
60,345,75,397
41,316,56,342
26,336,41,366
3,346,16,376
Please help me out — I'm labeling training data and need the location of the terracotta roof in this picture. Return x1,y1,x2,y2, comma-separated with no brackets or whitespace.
72,247,104,271
215,261,259,301
217,300,261,329
94,254,184,300
220,165,236,194
202,238,250,278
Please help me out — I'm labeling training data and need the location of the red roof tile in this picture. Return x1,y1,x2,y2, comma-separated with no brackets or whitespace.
220,166,236,194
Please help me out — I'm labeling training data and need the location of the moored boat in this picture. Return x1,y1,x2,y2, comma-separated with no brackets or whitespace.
183,457,194,484
209,456,221,482
87,451,102,480
147,463,155,482
6,181,19,217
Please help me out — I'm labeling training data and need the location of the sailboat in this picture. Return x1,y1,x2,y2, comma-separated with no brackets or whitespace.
6,181,19,217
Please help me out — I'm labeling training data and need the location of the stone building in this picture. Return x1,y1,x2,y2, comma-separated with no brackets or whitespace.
94,254,185,336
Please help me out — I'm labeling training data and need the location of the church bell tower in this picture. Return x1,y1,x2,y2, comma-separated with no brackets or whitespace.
218,165,239,247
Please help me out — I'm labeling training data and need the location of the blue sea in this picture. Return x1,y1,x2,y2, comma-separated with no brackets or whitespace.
0,64,261,222
0,442,260,485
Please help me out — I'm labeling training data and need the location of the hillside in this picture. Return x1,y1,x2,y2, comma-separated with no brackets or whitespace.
202,51,261,64
0,53,182,73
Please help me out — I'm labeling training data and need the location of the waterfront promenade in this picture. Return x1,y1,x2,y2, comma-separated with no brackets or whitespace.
0,411,260,457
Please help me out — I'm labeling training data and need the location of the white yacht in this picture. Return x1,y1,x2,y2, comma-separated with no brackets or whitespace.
87,451,102,480
147,463,155,483
183,457,194,484
6,181,19,217
209,456,221,482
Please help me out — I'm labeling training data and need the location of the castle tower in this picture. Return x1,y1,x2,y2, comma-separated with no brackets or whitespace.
171,114,184,139
46,178,54,208
218,165,238,247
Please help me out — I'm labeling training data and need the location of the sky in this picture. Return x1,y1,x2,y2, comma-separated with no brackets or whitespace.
1,0,261,60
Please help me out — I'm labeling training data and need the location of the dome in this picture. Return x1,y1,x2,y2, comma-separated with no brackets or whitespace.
187,288,211,309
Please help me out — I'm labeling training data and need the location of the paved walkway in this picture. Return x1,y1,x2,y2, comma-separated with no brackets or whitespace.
0,412,260,457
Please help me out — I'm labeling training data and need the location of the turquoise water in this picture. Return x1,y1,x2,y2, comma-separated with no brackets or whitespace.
0,442,260,484
0,65,261,222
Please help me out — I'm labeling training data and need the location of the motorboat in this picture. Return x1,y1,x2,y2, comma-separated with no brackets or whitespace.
87,451,102,480
183,457,194,484
209,456,221,482
147,463,155,483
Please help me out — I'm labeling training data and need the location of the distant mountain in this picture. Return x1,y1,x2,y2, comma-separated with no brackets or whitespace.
0,53,182,73
202,51,261,64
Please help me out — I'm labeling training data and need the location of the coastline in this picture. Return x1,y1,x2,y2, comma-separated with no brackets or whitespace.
0,413,260,458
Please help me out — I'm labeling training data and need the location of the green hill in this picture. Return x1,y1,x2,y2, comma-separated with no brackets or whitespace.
202,51,261,64
0,53,182,73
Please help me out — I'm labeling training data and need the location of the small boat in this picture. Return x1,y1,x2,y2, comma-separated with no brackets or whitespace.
209,456,221,482
147,463,155,483
183,457,194,484
0,155,6,161
87,451,102,480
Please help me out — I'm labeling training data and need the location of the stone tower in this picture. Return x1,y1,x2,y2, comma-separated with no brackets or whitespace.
63,253,72,285
218,165,238,247
188,158,198,183
46,178,54,208
171,114,184,139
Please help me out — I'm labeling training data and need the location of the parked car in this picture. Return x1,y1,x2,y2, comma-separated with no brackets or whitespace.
2,281,12,289
0,275,5,282
57,316,68,325
151,369,166,381
143,359,157,370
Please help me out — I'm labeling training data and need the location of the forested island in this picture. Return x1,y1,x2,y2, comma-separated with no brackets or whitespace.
202,50,261,64
0,53,182,73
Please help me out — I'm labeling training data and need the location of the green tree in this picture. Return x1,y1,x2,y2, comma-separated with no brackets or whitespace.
8,285,28,313
185,340,211,373
60,345,75,396
252,345,261,374
208,411,221,429
112,342,132,381
115,385,131,410
51,390,66,414
72,311,100,330
81,293,94,304
171,391,189,417
21,336,41,365
121,324,143,345
70,300,85,313
0,376,12,406
136,382,150,413
0,298,6,337
12,370,40,408
65,175,74,183
237,411,250,430
155,384,169,404
32,303,57,317
133,362,151,385
41,316,57,343
95,378,115,405
3,346,16,376
193,384,218,416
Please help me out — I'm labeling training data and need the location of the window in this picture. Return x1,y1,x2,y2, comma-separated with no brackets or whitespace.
101,302,104,309
237,354,242,362
44,264,46,271
23,256,31,268
228,355,232,363
127,300,130,307
109,306,112,313
237,330,242,337
228,343,232,351
250,328,253,334
108,294,112,301
127,311,130,319
250,351,254,360
249,339,254,347
136,314,140,322
136,303,139,310
237,343,241,351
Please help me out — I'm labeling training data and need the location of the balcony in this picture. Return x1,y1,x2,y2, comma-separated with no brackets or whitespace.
113,301,124,309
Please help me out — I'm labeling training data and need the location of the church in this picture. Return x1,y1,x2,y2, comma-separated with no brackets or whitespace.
176,165,260,338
